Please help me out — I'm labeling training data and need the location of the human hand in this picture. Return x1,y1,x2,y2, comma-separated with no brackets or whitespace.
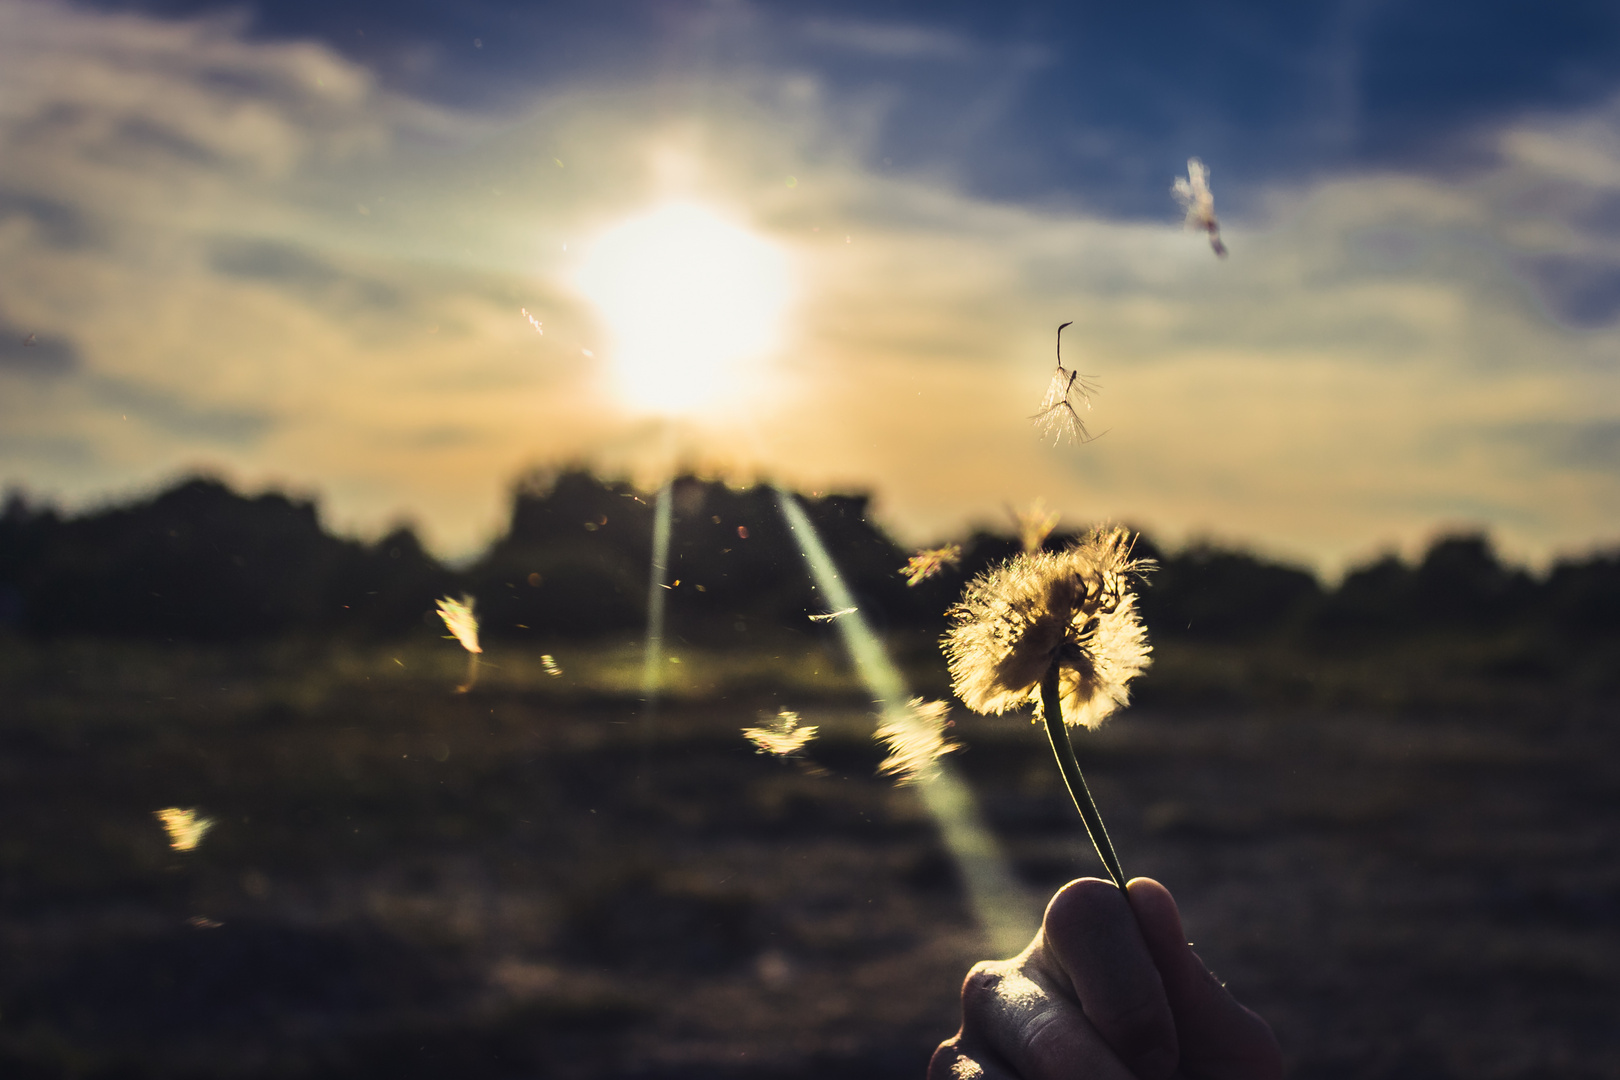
929,878,1282,1080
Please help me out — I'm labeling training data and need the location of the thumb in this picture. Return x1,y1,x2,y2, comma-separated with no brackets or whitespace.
1126,879,1283,1080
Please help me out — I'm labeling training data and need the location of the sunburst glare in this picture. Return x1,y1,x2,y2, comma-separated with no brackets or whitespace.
574,202,793,414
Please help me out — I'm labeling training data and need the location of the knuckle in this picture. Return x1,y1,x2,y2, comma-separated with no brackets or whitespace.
1097,990,1178,1079
1044,876,1123,935
960,961,1010,1006
1020,1003,1073,1059
927,1040,965,1080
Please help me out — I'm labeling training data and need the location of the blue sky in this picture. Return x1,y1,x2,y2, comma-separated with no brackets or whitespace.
83,0,1620,212
4,0,1620,571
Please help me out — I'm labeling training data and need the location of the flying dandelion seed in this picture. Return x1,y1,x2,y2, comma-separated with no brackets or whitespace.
540,654,563,678
943,526,1153,889
154,807,214,851
436,594,481,653
876,697,960,784
902,544,963,587
1009,498,1061,554
1029,322,1100,445
520,308,544,334
435,594,482,692
742,707,820,757
1173,157,1228,258
808,606,858,622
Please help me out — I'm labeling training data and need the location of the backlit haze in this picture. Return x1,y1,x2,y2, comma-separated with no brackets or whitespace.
4,0,1620,575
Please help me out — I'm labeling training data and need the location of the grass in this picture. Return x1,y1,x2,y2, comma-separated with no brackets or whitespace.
0,635,1616,1078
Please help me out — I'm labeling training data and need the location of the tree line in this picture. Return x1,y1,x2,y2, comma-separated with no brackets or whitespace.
1,470,1616,654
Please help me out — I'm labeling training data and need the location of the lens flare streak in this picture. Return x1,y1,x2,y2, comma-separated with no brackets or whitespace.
638,481,674,781
774,488,1037,956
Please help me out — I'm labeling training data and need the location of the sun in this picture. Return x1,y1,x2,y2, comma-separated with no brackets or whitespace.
575,202,793,414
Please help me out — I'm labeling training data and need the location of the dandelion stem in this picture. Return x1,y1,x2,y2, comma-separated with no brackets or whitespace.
1040,663,1127,890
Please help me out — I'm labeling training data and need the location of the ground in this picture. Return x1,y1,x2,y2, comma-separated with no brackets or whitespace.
0,639,1615,1078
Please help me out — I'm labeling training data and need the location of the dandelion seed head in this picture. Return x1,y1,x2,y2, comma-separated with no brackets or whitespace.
876,697,960,784
902,544,962,587
943,526,1152,729
154,807,214,851
436,594,482,654
743,708,819,756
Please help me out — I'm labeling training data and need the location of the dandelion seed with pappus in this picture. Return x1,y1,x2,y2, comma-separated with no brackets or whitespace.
1030,322,1100,445
875,697,960,784
943,525,1152,889
435,594,482,693
154,807,214,852
743,708,818,757
902,544,962,586
1009,497,1060,554
1173,157,1228,258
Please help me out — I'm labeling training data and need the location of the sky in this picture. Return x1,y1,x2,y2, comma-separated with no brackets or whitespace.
3,0,1619,575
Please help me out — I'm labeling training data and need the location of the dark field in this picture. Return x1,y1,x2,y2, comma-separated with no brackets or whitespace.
1,640,1616,1079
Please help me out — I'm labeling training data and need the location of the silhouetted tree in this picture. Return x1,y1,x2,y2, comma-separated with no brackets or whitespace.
1,477,451,641
1140,544,1322,641
1542,551,1620,638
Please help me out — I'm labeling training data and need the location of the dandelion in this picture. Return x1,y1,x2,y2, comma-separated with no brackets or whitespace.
902,544,962,586
942,526,1153,888
808,606,858,623
1172,157,1228,258
875,697,960,784
154,807,214,851
743,708,819,757
1030,322,1100,444
1009,498,1060,554
435,594,482,692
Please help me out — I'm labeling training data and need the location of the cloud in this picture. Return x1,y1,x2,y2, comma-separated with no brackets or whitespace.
797,18,976,61
0,318,79,377
1499,418,1620,472
208,238,405,312
87,376,273,445
2,0,1618,571
1522,254,1620,327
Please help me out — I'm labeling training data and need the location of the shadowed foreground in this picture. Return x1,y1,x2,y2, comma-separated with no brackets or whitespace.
0,643,1616,1078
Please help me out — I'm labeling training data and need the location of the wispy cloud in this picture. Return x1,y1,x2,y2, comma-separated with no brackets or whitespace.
798,19,977,61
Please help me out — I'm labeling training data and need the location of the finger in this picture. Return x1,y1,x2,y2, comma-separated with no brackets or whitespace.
928,1035,1019,1080
1040,878,1180,1080
1126,879,1283,1080
958,959,1138,1080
